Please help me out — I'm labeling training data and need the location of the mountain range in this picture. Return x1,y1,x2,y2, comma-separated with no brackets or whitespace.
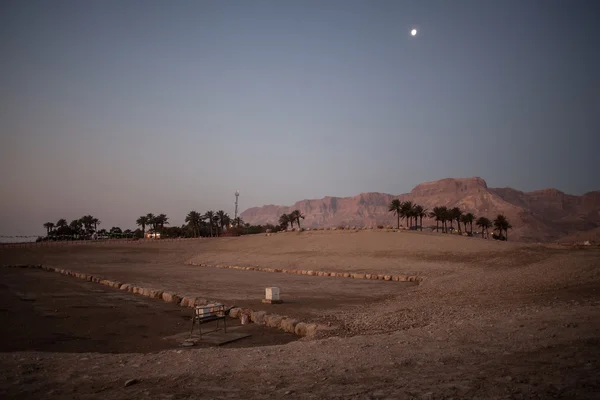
240,177,600,242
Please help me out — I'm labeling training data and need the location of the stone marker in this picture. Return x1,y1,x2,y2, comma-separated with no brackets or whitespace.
262,287,283,304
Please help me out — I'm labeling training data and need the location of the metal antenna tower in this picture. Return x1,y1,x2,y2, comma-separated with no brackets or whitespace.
234,190,240,219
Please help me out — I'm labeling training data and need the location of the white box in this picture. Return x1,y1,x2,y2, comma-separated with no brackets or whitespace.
265,287,280,301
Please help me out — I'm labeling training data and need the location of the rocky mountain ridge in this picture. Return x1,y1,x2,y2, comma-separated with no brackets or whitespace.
240,177,600,242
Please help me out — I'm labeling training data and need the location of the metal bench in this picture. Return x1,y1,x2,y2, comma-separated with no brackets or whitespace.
190,304,234,339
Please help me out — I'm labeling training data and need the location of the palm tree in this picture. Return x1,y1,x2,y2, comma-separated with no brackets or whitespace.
216,210,230,232
136,216,150,236
413,205,427,231
388,199,402,229
287,213,295,229
185,211,201,237
279,214,290,230
212,215,220,236
400,201,414,228
463,213,475,233
203,211,215,237
69,219,83,236
441,206,451,233
476,217,492,238
290,210,305,228
156,213,169,233
43,222,55,236
145,213,157,233
493,214,512,240
233,217,244,227
449,207,463,233
429,207,443,232
460,214,469,234
56,218,67,229
92,217,101,232
79,215,95,234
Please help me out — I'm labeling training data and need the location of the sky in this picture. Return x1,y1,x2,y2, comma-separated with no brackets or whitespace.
1,0,599,236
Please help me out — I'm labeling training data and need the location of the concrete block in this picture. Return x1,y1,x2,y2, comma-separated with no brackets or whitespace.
265,287,280,301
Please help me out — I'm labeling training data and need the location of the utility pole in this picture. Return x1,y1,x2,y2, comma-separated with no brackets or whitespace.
234,190,240,220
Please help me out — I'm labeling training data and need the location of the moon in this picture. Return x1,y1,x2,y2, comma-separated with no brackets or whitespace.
411,29,417,36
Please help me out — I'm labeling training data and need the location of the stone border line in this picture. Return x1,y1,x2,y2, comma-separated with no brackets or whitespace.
185,262,424,282
2,264,321,338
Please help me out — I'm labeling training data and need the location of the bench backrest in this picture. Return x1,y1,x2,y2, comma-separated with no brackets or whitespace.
195,303,225,318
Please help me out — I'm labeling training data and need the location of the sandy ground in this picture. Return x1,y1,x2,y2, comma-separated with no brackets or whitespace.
1,230,599,399
0,268,297,353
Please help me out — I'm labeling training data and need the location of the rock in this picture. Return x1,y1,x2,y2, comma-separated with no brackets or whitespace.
280,318,298,333
384,275,391,281
352,273,365,279
162,292,182,304
229,308,241,318
343,273,351,278
294,322,309,336
265,315,284,328
250,310,267,324
329,272,337,277
124,379,139,387
120,284,132,291
180,297,197,308
583,241,591,246
194,298,207,306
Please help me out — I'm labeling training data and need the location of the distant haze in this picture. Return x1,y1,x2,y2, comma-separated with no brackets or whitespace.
1,0,599,236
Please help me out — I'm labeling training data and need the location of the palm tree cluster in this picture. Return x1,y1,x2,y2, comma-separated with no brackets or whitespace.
388,200,429,230
135,213,169,237
389,199,512,240
43,215,101,239
429,207,512,240
183,210,236,238
428,206,472,233
389,201,512,240
278,210,305,230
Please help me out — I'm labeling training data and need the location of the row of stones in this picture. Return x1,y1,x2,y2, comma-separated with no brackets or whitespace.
276,226,412,232
186,262,423,282
2,264,320,337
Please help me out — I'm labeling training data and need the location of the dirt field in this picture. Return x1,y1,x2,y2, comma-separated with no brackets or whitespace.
0,267,297,353
1,230,599,399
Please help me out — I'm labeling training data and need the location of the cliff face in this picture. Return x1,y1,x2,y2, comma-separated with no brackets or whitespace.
240,177,600,242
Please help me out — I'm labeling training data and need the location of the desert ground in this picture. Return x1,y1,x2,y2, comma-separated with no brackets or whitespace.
1,229,599,399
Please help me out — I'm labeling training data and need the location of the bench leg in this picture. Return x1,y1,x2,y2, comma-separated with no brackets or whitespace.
190,316,195,338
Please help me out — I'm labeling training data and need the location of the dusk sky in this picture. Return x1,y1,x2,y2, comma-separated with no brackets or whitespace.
1,0,599,236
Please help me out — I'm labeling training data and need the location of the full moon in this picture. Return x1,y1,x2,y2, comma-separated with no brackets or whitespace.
411,29,417,36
